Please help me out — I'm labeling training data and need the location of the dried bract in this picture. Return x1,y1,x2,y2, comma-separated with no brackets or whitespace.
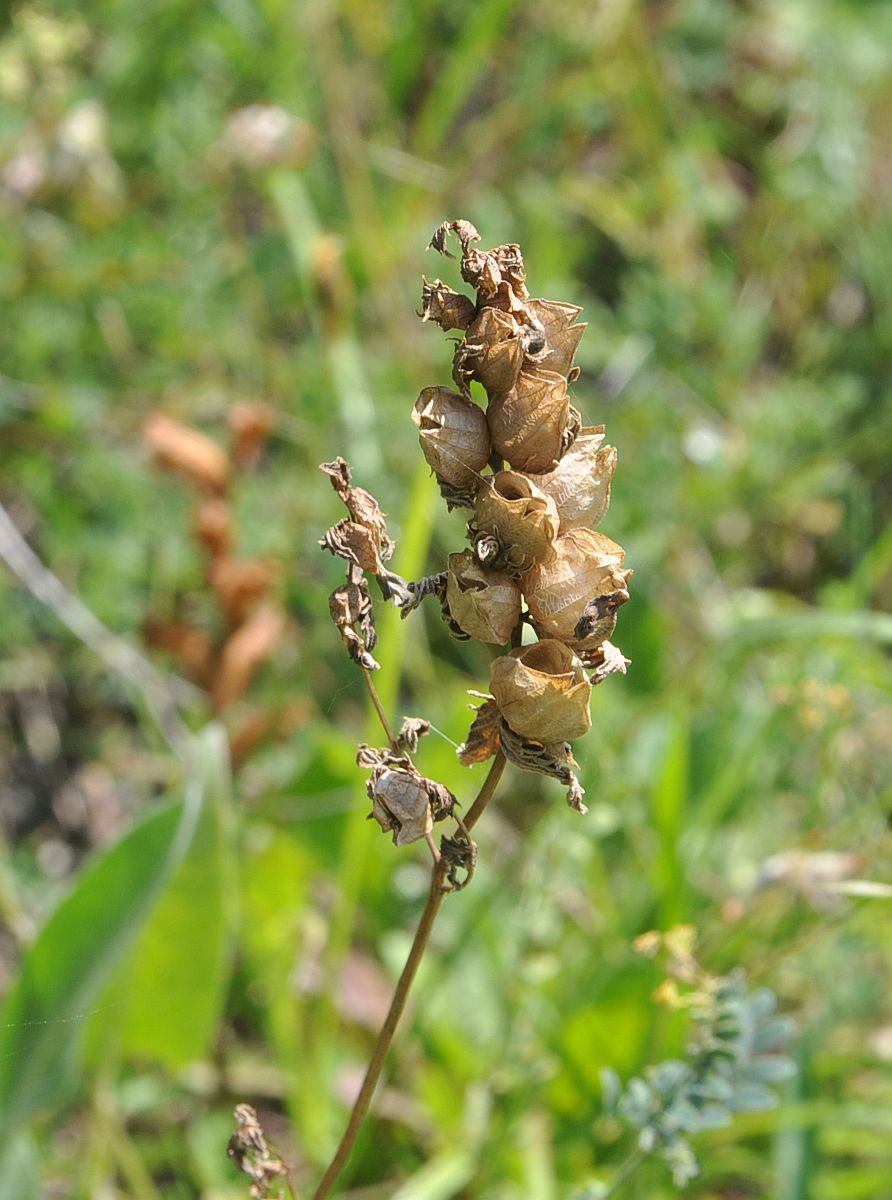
412,386,490,492
457,695,502,766
445,551,521,644
498,721,587,813
529,426,616,532
525,298,586,377
486,366,569,473
490,639,592,741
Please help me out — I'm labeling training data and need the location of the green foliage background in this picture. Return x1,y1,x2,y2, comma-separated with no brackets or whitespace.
1,0,891,1196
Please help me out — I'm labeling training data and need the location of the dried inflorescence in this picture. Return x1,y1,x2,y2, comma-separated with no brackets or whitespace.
322,219,632,848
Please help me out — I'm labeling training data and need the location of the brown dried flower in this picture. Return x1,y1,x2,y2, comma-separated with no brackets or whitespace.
420,277,476,332
490,639,592,742
524,298,586,379
486,366,570,474
412,386,490,497
444,551,522,645
528,426,617,532
474,471,559,573
359,746,456,846
454,306,525,396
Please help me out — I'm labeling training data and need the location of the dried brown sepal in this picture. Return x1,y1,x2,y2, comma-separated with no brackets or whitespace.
436,479,479,512
521,528,630,649
453,307,525,396
227,1103,292,1200
144,413,231,494
474,471,560,573
320,518,388,575
582,639,631,683
212,604,286,710
457,696,502,765
489,244,528,299
320,457,395,563
499,720,587,814
329,579,379,670
573,585,632,642
486,366,570,474
412,386,490,490
440,832,478,891
529,428,616,532
428,219,481,258
444,550,522,644
490,639,592,741
420,277,476,331
525,298,586,378
395,716,431,754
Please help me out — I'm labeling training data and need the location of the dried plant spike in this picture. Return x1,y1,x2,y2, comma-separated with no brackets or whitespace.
521,528,630,649
412,387,491,491
474,471,560,573
420,277,476,331
486,366,569,474
490,640,592,741
143,412,230,494
528,427,617,532
444,550,522,644
454,306,525,396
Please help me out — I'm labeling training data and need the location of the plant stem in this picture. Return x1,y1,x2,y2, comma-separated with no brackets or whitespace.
310,751,506,1200
361,666,398,749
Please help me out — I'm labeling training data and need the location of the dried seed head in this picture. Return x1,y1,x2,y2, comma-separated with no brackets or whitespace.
486,366,570,474
525,298,586,378
444,550,522,644
490,639,592,741
528,426,617,532
474,471,560,572
453,306,525,396
420,277,476,331
412,386,490,491
521,528,631,649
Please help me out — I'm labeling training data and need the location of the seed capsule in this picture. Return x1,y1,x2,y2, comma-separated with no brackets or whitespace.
525,298,586,378
521,528,631,649
486,366,569,474
412,387,491,491
490,639,593,742
445,551,522,644
454,306,525,396
528,426,617,532
474,471,560,572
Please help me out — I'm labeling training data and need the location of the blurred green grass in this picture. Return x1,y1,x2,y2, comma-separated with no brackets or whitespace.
1,0,891,1196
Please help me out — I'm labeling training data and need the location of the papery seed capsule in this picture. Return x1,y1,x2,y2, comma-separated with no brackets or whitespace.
528,426,617,532
455,307,525,396
486,366,569,474
474,472,560,572
525,299,586,378
445,550,522,644
420,277,476,331
368,768,433,847
490,639,592,742
521,528,631,649
412,387,491,490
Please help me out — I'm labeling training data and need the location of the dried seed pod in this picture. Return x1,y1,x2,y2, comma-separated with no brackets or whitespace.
329,578,379,670
474,472,559,573
444,550,521,644
454,307,525,396
143,413,230,493
528,427,617,532
525,298,586,378
412,387,490,492
521,528,631,649
490,640,592,741
420,277,476,331
212,604,285,711
486,366,569,474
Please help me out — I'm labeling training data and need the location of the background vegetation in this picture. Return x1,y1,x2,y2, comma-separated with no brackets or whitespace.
1,0,891,1196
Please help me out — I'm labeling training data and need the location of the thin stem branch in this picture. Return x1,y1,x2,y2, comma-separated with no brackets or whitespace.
310,751,505,1200
361,666,398,750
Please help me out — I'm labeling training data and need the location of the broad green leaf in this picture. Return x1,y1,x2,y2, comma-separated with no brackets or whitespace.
118,725,237,1067
0,728,214,1129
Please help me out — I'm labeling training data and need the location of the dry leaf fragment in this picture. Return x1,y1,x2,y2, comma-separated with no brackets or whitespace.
486,366,570,474
212,604,285,710
474,471,560,573
143,412,230,493
412,386,490,492
529,427,616,532
457,696,502,765
444,550,522,644
420,277,476,331
227,1102,292,1200
329,579,379,670
490,640,592,741
395,716,432,753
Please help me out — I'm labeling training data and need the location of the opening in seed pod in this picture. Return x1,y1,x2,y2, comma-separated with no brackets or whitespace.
490,639,592,741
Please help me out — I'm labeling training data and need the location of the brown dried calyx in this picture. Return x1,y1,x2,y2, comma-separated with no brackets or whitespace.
490,640,592,742
358,745,456,846
413,386,490,510
473,472,559,574
444,551,521,645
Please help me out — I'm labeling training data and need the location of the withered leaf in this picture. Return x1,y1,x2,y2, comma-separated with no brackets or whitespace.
457,696,502,765
329,581,379,671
